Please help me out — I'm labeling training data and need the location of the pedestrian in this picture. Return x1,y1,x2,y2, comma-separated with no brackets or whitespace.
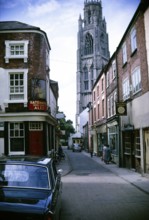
106,145,111,164
103,144,111,164
102,144,107,163
90,146,93,157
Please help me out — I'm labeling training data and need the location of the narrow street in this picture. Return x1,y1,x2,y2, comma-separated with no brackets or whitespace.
60,149,149,220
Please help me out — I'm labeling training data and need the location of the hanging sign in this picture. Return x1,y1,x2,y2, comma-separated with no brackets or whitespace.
116,102,127,115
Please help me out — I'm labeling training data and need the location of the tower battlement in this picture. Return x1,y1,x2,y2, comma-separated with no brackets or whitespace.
84,0,101,6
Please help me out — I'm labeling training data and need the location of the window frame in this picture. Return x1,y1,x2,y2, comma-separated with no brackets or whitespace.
130,27,137,53
29,122,43,131
122,77,130,100
132,66,141,94
9,122,25,155
5,69,28,106
122,42,127,64
112,60,116,79
5,40,29,63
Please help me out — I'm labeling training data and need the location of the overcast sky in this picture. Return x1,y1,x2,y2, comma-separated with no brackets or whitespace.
0,0,140,126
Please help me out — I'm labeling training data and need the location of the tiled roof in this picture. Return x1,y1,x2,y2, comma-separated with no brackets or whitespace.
0,21,40,31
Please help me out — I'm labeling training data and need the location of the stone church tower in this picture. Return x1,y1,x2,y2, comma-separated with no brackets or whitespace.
76,0,110,130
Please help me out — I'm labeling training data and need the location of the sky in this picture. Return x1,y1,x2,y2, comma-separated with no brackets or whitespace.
0,0,140,127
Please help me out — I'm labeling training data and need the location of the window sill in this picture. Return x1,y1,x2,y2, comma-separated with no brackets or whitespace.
122,62,127,68
130,48,137,57
5,56,28,63
4,100,28,107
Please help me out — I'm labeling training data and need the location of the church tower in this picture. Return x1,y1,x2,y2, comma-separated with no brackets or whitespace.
76,0,110,130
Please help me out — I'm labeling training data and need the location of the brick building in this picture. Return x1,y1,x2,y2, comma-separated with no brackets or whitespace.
116,1,149,172
0,21,59,156
90,1,149,173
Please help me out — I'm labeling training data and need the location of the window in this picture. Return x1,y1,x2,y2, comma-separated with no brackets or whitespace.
102,99,104,117
5,40,29,63
106,71,110,87
90,65,94,88
131,27,137,53
111,96,114,116
29,122,43,131
122,78,130,100
114,92,117,115
107,98,110,118
132,67,141,94
101,78,104,92
84,81,88,90
93,91,96,101
88,10,91,24
112,60,116,79
97,103,100,119
93,107,96,122
9,72,24,100
84,67,89,90
6,69,28,104
84,33,93,55
122,42,127,64
9,122,24,155
97,85,99,97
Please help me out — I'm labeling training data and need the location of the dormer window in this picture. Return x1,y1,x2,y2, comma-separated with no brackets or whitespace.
5,40,29,63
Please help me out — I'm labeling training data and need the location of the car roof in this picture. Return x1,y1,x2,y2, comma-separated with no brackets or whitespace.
0,155,52,166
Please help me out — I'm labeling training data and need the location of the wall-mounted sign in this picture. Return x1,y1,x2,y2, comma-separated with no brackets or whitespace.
31,79,46,100
28,101,47,111
116,102,127,115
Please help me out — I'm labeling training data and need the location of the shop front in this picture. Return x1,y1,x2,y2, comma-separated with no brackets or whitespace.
107,121,119,164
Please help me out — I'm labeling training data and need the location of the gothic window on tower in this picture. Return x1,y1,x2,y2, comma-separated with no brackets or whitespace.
90,65,94,88
84,33,93,55
84,67,89,90
88,10,91,24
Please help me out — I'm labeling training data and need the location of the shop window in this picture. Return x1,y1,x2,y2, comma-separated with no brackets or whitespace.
124,133,131,155
135,131,141,157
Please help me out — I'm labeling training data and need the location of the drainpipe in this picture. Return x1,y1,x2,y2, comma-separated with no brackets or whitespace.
115,49,122,167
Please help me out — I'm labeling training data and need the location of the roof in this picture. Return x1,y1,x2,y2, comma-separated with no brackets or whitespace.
0,155,52,166
0,21,40,31
0,21,51,50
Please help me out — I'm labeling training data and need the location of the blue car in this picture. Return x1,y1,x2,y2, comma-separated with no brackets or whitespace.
0,155,63,220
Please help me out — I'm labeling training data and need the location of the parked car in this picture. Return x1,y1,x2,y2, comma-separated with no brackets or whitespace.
72,143,82,152
0,155,63,220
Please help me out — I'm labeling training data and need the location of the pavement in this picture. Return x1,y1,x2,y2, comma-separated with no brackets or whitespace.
57,149,149,195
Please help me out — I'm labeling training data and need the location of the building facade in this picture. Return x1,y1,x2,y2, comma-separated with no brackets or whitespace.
76,0,110,132
92,68,107,156
117,2,149,172
0,21,59,156
90,1,149,174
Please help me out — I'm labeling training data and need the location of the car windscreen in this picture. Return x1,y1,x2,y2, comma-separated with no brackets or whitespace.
0,164,50,189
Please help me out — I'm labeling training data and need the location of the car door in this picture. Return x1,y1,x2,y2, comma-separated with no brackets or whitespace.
50,161,62,220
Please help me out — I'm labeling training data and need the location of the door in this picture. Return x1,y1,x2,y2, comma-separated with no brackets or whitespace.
29,131,44,155
145,129,149,174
